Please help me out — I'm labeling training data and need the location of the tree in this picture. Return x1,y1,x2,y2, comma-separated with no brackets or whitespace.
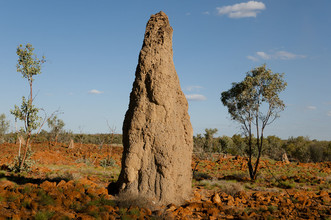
263,135,284,160
10,43,46,172
47,116,65,145
219,135,234,154
0,114,10,143
221,64,287,180
231,134,247,156
204,128,218,152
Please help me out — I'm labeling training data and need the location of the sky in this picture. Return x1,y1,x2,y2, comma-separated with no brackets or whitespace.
0,0,330,140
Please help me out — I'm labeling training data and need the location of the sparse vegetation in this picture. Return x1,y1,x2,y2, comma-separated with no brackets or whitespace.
0,142,330,219
99,156,117,168
34,210,55,220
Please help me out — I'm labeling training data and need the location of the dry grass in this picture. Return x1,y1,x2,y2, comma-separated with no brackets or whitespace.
198,179,244,196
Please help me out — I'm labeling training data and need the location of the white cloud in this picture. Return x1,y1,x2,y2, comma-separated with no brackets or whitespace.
88,89,104,94
248,50,306,61
185,12,191,16
274,51,306,60
217,1,266,18
185,85,203,92
256,51,271,60
202,11,210,15
247,55,259,62
185,94,207,101
306,106,317,110
327,111,331,117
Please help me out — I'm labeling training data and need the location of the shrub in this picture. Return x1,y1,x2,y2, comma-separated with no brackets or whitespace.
100,157,117,168
10,147,35,173
34,210,55,220
37,189,55,206
219,180,244,196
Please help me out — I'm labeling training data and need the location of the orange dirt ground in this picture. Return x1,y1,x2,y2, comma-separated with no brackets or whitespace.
0,142,330,219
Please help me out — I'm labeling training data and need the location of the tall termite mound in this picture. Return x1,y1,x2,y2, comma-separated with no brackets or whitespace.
116,11,193,205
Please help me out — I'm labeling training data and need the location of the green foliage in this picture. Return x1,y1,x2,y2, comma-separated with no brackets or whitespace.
193,133,331,163
75,157,94,166
221,64,287,180
203,128,219,152
87,195,116,207
7,194,19,202
21,185,33,194
262,135,284,160
16,43,45,81
100,157,117,168
218,135,234,154
278,179,296,189
230,134,247,156
11,96,41,133
221,64,287,127
309,143,324,162
9,147,35,173
22,199,32,209
37,189,55,206
47,115,65,143
72,133,122,145
194,129,222,155
283,136,331,162
0,114,10,143
193,134,205,152
267,205,278,213
34,210,55,220
12,43,45,134
2,131,123,145
128,207,141,217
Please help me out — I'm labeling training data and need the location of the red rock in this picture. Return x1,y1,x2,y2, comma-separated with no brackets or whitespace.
90,186,108,196
187,202,203,211
100,212,110,219
0,180,16,190
145,208,152,216
179,207,193,218
212,193,221,204
319,190,329,197
12,214,20,220
67,190,83,201
166,203,177,212
207,207,219,217
249,212,257,218
240,211,249,220
31,201,38,210
57,180,66,188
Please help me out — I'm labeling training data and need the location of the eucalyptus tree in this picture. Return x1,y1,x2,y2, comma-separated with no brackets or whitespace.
10,43,46,172
221,64,287,180
0,114,10,143
47,116,65,145
204,128,218,152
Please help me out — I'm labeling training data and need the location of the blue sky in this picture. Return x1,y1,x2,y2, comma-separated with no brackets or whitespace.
0,0,330,140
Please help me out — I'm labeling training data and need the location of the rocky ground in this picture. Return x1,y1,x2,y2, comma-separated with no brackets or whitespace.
0,142,330,219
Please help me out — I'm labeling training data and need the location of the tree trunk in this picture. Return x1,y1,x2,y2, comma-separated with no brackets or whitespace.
55,133,58,146
19,135,30,172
